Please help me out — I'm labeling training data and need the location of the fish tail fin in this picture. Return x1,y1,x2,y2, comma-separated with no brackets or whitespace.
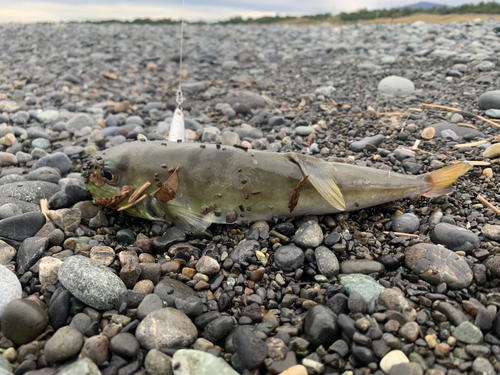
419,162,472,198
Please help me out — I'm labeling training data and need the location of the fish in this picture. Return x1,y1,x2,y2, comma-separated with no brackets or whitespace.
83,140,471,233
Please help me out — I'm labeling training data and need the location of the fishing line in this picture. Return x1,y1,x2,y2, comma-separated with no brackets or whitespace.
169,0,186,142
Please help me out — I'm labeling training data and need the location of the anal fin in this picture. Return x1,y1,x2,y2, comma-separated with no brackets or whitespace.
150,198,211,234
288,153,346,211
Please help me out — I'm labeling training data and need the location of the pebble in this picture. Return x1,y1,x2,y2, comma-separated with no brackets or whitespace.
0,265,21,319
340,274,385,303
392,213,420,233
172,349,239,375
404,243,473,289
0,240,16,264
293,220,323,248
380,350,410,373
39,257,63,286
32,152,72,174
303,304,339,347
478,90,500,110
452,321,483,344
17,236,49,270
339,259,385,275
136,308,197,349
314,246,339,277
274,244,304,272
472,357,495,375
196,255,220,275
44,326,83,363
145,349,173,375
109,332,140,357
483,143,500,158
378,75,415,96
233,326,268,370
56,358,101,375
58,255,127,310
1,298,49,345
350,134,386,152
429,223,480,253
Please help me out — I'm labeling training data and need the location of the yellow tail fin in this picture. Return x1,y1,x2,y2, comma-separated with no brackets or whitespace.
419,162,472,198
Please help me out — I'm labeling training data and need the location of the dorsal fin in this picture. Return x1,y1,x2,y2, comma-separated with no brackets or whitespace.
288,153,346,211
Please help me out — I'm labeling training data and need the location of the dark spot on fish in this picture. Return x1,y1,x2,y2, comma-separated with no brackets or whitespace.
251,190,261,195
269,206,273,210
200,145,206,148
234,144,248,151
174,363,180,370
241,214,244,217
177,139,182,143
161,142,167,146
154,172,159,177
355,202,359,207
241,178,247,184
168,167,175,173
237,168,242,172
216,144,221,149
140,138,146,142
244,193,249,199
156,182,162,187
226,210,238,223
161,164,167,169
214,209,221,217
222,148,226,151
116,152,131,172
239,205,244,212
246,207,251,211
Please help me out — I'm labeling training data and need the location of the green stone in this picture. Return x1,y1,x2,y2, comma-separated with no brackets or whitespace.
314,275,328,283
340,274,385,303
452,321,483,344
172,349,239,375
485,109,500,119
32,138,51,149
116,229,135,245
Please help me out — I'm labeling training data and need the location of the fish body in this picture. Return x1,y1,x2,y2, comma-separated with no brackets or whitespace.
84,140,470,232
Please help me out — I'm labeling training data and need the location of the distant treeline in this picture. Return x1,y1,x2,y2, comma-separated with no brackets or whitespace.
339,1,500,21
77,1,500,25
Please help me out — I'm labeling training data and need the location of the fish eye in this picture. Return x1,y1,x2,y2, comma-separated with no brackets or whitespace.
100,167,120,184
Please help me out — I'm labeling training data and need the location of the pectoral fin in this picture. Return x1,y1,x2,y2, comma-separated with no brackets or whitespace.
150,197,211,234
288,153,346,211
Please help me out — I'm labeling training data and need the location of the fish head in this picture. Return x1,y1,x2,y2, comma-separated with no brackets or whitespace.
83,143,157,220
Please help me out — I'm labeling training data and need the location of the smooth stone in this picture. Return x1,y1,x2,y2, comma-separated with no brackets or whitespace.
378,287,408,312
472,357,495,375
303,304,339,347
0,181,60,203
274,244,304,272
26,167,61,184
56,357,101,375
295,126,315,136
37,110,59,123
203,316,235,344
145,349,173,375
0,211,46,241
226,90,266,109
1,299,49,345
315,246,339,277
392,213,420,233
136,308,197,350
339,259,385,275
109,332,140,357
172,349,238,375
437,301,467,326
0,152,17,166
340,274,385,303
17,236,49,271
44,326,83,362
221,132,241,146
137,293,164,320
233,326,268,370
0,203,22,219
0,265,22,318
482,224,500,241
66,113,94,132
79,334,109,365
452,321,483,344
425,122,484,139
389,363,423,375
405,243,472,289
483,143,500,158
478,90,500,110
380,350,410,373
0,240,16,264
350,134,386,152
429,223,480,253
32,138,50,149
378,76,415,96
154,277,201,308
58,255,127,310
196,255,220,276
32,153,72,174
294,220,323,248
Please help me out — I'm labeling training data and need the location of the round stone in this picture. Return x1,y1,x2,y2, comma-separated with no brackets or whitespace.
315,246,339,278
429,223,480,253
136,308,198,349
1,298,49,345
380,350,409,373
58,255,127,310
303,304,339,347
172,349,239,375
0,265,22,318
109,332,140,357
378,76,415,96
196,255,220,276
392,213,420,233
274,244,305,272
294,220,323,248
482,225,500,241
405,243,473,289
90,246,115,266
478,90,500,110
452,321,483,344
44,326,83,363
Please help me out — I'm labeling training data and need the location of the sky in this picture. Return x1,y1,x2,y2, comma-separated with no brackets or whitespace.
0,0,488,23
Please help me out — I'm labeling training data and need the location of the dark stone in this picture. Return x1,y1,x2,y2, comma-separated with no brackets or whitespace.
430,223,480,253
303,304,339,347
0,212,46,241
233,326,268,370
203,316,235,344
48,288,72,330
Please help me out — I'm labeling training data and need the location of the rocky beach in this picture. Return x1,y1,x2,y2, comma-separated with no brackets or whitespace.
1,18,500,375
